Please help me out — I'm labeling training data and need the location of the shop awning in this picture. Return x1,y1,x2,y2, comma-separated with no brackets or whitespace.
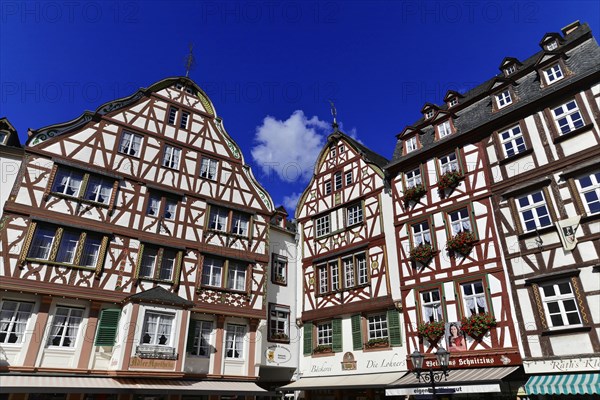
385,366,519,396
279,371,406,391
0,375,269,395
524,373,600,395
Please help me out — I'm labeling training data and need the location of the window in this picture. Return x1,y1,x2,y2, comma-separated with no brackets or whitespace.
499,125,526,158
51,167,114,205
0,300,34,344
345,171,353,186
230,212,249,236
411,221,431,246
324,180,332,195
356,254,367,285
49,306,84,347
141,312,174,346
339,144,345,153
0,131,8,144
437,120,452,138
449,208,471,235
544,64,564,84
180,111,189,129
201,257,247,292
546,40,558,51
318,264,329,294
539,281,582,328
317,322,332,346
552,99,584,134
84,176,114,204
315,215,330,237
406,136,418,153
495,90,513,109
318,252,367,294
201,257,223,287
225,324,246,359
269,304,290,341
439,152,459,174
330,147,336,158
449,97,458,107
516,190,552,232
227,262,247,291
28,224,104,268
138,245,178,281
330,260,340,291
271,254,287,285
343,257,355,288
405,168,422,189
200,157,218,180
461,281,487,316
576,172,600,215
425,110,434,119
163,145,181,169
146,192,178,220
367,314,388,341
189,320,213,357
347,203,363,226
504,64,516,76
343,253,367,288
209,206,228,231
421,290,443,322
334,172,342,190
119,131,142,157
168,107,178,125
52,168,83,197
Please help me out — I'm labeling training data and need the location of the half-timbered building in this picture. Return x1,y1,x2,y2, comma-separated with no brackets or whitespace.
0,118,23,219
0,77,278,398
282,127,406,399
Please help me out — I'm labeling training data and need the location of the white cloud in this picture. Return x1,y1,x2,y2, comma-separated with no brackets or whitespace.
282,192,302,217
251,110,329,183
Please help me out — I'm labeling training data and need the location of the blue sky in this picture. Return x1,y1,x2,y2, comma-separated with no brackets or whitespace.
1,1,598,216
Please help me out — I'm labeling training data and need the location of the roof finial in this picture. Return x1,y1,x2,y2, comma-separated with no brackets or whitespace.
184,43,196,78
328,99,339,131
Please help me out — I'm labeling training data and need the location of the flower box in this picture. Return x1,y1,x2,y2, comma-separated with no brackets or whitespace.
461,313,497,339
313,344,333,354
404,184,427,205
274,274,286,284
417,320,445,342
271,332,289,341
438,170,463,191
446,231,476,256
365,338,389,348
409,243,435,264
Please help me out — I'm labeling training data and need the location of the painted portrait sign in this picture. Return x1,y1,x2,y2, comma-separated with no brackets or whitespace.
446,321,467,352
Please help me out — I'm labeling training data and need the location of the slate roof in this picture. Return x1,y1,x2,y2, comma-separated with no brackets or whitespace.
330,130,389,169
125,286,194,308
388,23,599,169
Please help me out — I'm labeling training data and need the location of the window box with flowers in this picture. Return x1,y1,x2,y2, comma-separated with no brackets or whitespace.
313,344,333,354
274,274,286,285
410,243,436,265
461,313,497,339
446,231,477,256
417,320,446,343
404,184,427,206
365,338,389,349
438,170,464,191
270,332,289,341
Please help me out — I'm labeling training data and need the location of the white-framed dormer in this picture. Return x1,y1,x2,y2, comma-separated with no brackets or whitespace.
421,103,439,121
443,90,463,109
499,57,522,78
539,32,563,52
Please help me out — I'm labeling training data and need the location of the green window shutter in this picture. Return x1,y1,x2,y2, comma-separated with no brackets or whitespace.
387,309,402,347
332,318,343,353
351,314,363,350
95,309,121,346
186,318,197,353
303,322,313,355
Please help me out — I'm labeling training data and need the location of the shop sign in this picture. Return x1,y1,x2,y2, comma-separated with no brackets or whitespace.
386,383,501,396
130,357,176,369
266,345,292,365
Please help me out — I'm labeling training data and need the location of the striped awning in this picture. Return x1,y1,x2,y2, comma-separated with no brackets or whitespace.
525,373,600,395
279,371,407,390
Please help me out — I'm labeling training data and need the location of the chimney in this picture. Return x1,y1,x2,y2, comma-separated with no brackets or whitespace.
561,20,581,36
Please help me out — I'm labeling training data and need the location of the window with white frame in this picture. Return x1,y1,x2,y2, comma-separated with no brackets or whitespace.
367,314,389,340
324,180,332,195
339,144,345,153
406,136,418,153
52,168,83,197
576,171,600,215
552,99,584,134
345,171,353,186
439,153,459,174
343,257,355,288
147,193,178,220
330,260,340,291
49,306,84,347
499,125,527,158
226,262,247,291
315,215,330,237
180,111,190,129
356,253,368,285
201,257,223,287
504,64,516,76
516,190,552,232
140,312,174,346
52,167,115,205
84,175,114,204
0,300,34,344
448,97,458,107
119,131,142,157
421,289,443,322
168,107,178,125
190,320,213,357
268,304,290,340
334,171,342,190
209,206,228,231
230,212,250,236
330,147,336,158
495,90,513,109
546,40,558,51
461,281,487,317
162,145,181,169
437,120,452,138
411,221,431,246
147,193,161,217
271,254,287,285
200,157,218,180
425,110,434,119
539,280,582,328
225,324,246,359
449,208,471,235
317,322,332,346
0,131,8,144
405,168,422,189
544,64,564,84
138,245,178,281
318,265,328,294
347,203,363,226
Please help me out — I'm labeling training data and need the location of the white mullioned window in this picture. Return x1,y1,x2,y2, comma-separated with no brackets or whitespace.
164,198,177,220
343,257,355,288
367,314,389,340
318,264,328,294
552,99,584,135
546,40,558,51
504,64,516,76
225,324,246,359
84,175,113,204
438,120,452,138
406,136,418,153
168,107,178,125
449,97,458,107
461,281,487,317
0,131,7,144
269,304,290,339
226,262,247,291
317,322,332,346
53,166,113,204
495,90,513,109
231,212,249,236
576,171,600,215
517,190,552,232
330,260,340,291
544,64,564,84
449,208,471,235
49,306,84,347
52,168,84,197
119,131,142,157
271,254,287,284
141,312,174,346
334,171,342,190
315,215,330,237
139,246,177,281
162,145,181,169
0,300,34,344
356,253,367,285
209,206,228,231
345,171,353,185
405,168,422,189
180,111,190,129
28,224,103,268
499,125,527,158
147,193,161,217
425,110,434,119
439,152,459,174
200,157,218,180
347,203,363,226
539,280,582,328
190,320,213,357
201,257,223,287
421,289,443,322
411,221,431,246
324,180,332,195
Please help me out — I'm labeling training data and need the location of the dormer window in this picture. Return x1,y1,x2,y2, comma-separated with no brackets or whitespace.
0,130,8,145
425,110,434,119
495,90,513,109
437,120,452,138
405,136,418,154
546,40,558,51
448,97,458,107
504,64,516,76
544,64,564,84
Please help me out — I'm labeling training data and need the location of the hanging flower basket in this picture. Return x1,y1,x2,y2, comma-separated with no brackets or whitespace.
409,243,436,264
438,170,463,190
365,338,389,348
404,184,427,205
313,344,333,354
460,313,497,339
446,231,477,256
417,320,446,342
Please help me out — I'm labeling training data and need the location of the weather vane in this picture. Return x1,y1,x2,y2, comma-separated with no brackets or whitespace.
184,43,196,77
328,99,339,131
